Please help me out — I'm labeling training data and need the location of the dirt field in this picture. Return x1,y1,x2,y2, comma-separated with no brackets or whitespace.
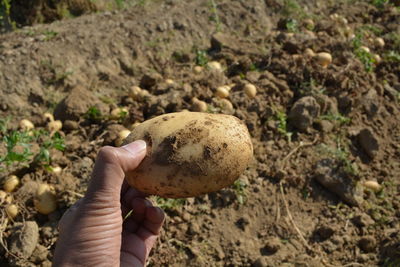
0,0,399,266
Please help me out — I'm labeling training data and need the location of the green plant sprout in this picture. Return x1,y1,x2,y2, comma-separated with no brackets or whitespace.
0,125,65,171
320,113,351,125
232,179,247,204
285,18,298,33
352,33,376,72
209,0,221,32
195,49,209,66
317,141,358,177
85,106,102,121
274,110,293,142
153,196,186,211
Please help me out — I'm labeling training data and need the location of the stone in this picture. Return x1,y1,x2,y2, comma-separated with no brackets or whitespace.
54,86,109,121
262,237,281,254
315,120,334,133
384,83,399,103
9,221,39,259
31,244,49,263
252,256,268,267
139,73,162,89
211,32,240,51
315,95,339,115
63,120,79,131
359,236,377,253
102,124,127,146
358,128,379,159
289,96,320,132
314,158,363,206
353,213,375,227
361,89,380,118
316,225,335,240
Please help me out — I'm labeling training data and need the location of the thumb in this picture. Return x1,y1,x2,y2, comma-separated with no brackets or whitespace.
85,140,147,201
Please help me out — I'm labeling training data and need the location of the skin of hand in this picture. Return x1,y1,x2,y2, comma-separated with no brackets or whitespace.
53,140,165,267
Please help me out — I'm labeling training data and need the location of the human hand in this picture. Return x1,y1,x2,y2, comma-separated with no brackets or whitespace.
53,140,165,267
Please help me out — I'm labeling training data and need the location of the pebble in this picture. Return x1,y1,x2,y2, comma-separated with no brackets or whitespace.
263,237,281,254
353,213,375,227
253,256,268,267
358,128,380,159
9,221,39,259
358,236,376,253
31,244,49,263
289,96,320,132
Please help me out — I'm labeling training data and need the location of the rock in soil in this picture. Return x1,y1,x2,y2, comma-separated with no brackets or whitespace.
315,225,335,240
314,158,363,206
63,120,79,131
9,221,39,259
262,237,281,255
314,119,334,133
359,236,377,253
352,213,375,227
30,244,49,264
102,124,127,146
289,96,320,132
54,85,109,121
357,128,380,159
252,256,269,267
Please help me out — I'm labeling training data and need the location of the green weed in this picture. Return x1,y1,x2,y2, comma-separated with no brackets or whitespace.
84,106,102,122
320,113,351,125
232,179,247,205
275,110,293,142
355,48,375,72
285,18,298,33
40,60,73,85
317,141,358,177
208,0,221,32
153,196,186,211
281,0,301,16
352,34,375,72
382,258,400,267
299,78,326,97
384,51,400,62
371,0,389,8
33,131,65,166
195,49,209,66
0,0,15,31
0,130,33,168
43,30,58,41
0,125,65,171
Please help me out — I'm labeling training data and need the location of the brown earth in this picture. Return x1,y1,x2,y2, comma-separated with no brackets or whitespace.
0,0,400,266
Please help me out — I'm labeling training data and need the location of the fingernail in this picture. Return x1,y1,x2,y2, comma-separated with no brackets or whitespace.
122,140,146,155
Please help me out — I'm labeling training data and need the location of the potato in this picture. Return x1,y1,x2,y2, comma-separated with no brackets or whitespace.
3,175,20,193
123,112,253,198
6,204,18,219
34,184,57,215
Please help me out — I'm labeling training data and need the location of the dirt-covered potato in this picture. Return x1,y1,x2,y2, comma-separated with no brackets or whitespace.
123,112,253,198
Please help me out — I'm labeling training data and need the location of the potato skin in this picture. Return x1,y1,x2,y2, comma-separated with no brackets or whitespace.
123,112,253,198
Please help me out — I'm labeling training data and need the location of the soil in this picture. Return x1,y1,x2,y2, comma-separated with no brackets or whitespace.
1,0,400,266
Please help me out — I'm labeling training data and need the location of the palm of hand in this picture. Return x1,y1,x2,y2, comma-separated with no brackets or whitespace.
53,143,165,267
55,183,163,267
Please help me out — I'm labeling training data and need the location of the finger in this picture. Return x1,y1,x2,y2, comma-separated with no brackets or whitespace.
138,207,165,237
122,187,148,208
120,250,144,267
58,198,84,232
130,198,153,223
121,180,130,197
123,216,139,233
121,231,147,265
85,140,146,200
